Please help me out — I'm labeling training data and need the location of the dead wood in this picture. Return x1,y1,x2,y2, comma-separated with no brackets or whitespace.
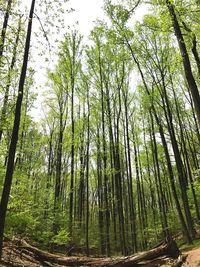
171,254,187,267
7,239,180,267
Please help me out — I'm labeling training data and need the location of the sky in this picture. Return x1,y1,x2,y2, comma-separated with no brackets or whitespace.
21,0,149,120
23,0,106,48
65,0,105,36
64,0,148,36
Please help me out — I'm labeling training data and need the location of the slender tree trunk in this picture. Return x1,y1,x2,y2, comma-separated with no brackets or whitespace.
171,77,200,222
69,59,75,240
104,80,117,251
85,85,90,256
166,0,200,126
152,109,192,243
101,86,110,257
122,121,130,251
186,87,200,146
191,34,200,77
0,0,35,257
0,17,21,142
53,110,64,233
125,44,192,243
143,123,158,241
96,125,105,255
44,125,54,220
97,42,110,256
151,113,171,241
0,0,12,60
114,83,126,255
78,116,86,224
123,93,137,253
181,21,200,77
132,126,145,250
159,73,196,239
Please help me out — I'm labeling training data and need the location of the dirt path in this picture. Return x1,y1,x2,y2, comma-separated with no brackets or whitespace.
183,248,200,267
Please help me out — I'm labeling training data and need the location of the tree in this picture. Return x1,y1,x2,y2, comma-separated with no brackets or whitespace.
0,16,22,142
0,0,12,60
0,0,36,257
165,0,200,126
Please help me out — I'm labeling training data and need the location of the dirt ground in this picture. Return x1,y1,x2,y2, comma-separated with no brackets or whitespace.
0,241,199,267
183,248,200,267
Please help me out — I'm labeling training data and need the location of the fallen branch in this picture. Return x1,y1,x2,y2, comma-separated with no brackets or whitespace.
172,254,187,267
11,239,180,267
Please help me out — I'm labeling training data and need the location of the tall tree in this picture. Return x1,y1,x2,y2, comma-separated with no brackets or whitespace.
0,0,36,257
0,16,22,142
165,0,200,126
0,0,12,60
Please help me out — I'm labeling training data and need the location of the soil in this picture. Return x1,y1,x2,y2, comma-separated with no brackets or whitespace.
183,248,200,267
0,240,198,267
0,243,64,267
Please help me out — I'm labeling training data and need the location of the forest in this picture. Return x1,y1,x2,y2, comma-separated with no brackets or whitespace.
0,0,200,266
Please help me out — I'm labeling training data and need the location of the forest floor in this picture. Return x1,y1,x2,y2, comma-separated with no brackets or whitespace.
183,248,200,266
180,238,200,267
0,239,200,267
0,241,173,267
0,242,50,267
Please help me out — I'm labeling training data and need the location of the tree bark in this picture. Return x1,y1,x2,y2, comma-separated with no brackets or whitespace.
85,81,90,256
97,39,110,256
9,239,180,267
0,16,21,141
0,0,12,60
166,0,200,126
0,0,36,258
124,41,192,243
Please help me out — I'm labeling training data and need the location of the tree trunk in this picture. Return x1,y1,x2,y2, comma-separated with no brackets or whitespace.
69,54,75,241
159,73,196,239
191,34,200,77
0,0,12,60
166,0,200,126
96,125,105,255
171,77,200,222
97,40,110,256
85,82,90,256
0,0,36,258
8,238,180,267
151,112,171,240
123,92,137,253
125,42,192,243
53,109,64,233
0,16,21,141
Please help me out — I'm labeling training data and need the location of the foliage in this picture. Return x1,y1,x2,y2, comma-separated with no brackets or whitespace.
0,0,200,257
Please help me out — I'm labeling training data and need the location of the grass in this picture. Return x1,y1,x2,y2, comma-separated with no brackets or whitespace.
179,238,200,252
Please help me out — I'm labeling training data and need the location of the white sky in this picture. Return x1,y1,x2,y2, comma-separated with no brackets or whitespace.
65,0,105,36
21,0,148,120
23,0,106,46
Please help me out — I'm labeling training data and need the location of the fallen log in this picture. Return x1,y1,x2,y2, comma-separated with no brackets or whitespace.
10,239,180,267
101,240,180,267
171,254,187,267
